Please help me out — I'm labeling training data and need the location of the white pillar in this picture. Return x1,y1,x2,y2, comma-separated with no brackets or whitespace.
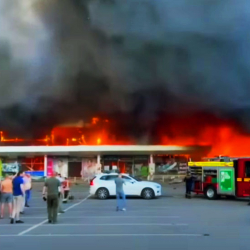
150,154,153,164
97,155,101,164
148,154,155,181
96,155,101,174
44,155,47,177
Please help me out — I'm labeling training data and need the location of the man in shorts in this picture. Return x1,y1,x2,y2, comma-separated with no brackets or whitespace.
0,174,13,219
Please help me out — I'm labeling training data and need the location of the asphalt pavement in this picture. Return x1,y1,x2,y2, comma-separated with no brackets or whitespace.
0,182,249,250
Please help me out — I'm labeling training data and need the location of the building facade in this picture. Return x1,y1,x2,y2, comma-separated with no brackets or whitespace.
0,145,211,179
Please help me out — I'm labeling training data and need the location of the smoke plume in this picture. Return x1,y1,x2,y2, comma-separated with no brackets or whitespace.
0,0,250,141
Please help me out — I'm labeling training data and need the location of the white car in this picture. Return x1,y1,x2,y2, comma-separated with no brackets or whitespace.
90,173,162,199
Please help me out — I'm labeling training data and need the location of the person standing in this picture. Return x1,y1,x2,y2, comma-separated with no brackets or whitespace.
0,174,13,219
114,174,126,211
183,170,195,199
43,173,61,224
20,173,28,213
56,173,65,213
62,177,70,203
24,174,32,207
11,171,25,224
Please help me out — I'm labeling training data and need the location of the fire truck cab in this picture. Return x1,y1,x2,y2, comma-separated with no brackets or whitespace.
188,156,250,199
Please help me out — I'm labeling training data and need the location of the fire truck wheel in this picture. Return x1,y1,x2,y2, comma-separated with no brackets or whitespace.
205,186,217,200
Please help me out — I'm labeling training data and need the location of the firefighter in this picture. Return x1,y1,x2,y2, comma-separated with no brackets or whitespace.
183,170,195,199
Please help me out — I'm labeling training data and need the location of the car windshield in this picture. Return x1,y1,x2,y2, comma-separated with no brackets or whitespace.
130,176,142,182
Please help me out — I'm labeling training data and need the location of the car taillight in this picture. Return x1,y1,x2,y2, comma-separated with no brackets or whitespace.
90,177,96,186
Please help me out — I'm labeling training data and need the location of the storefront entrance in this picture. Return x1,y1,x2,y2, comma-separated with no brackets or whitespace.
68,162,82,177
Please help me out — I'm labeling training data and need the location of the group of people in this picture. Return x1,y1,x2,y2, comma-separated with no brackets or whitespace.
0,170,198,225
0,170,71,224
0,171,32,223
43,172,126,223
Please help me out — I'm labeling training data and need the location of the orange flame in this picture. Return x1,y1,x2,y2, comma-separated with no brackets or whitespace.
161,125,250,157
92,117,99,125
2,116,250,157
97,138,102,145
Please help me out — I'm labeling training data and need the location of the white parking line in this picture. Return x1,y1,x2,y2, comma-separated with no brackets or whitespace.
72,206,179,209
18,194,91,236
20,216,180,219
24,207,46,209
60,210,180,213
0,223,188,227
0,225,34,227
0,233,205,237
40,223,188,226
23,207,174,209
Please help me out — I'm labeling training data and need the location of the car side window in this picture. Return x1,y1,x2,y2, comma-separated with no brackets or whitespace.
122,175,132,181
100,176,107,180
106,175,118,181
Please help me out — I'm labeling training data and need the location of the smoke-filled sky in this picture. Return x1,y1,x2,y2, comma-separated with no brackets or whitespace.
0,0,250,141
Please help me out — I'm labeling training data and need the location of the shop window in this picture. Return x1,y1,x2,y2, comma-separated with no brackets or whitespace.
20,157,44,171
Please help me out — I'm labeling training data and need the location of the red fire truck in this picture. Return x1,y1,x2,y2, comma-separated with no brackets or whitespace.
188,156,250,200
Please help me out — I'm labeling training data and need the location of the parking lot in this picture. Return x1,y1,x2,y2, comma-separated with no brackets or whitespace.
0,183,249,250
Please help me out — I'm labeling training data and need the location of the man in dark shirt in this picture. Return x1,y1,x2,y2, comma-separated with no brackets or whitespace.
114,174,126,211
11,171,25,224
184,170,195,199
43,173,61,224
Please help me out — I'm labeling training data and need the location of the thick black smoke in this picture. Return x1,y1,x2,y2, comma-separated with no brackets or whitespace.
0,0,250,141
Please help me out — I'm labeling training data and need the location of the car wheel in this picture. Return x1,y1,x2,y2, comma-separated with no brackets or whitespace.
96,188,109,200
142,188,154,199
204,186,217,200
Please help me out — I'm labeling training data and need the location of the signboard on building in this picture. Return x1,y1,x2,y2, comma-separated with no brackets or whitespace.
155,156,188,175
2,162,19,173
178,162,189,174
47,157,68,177
81,158,97,179
25,171,44,181
47,158,54,177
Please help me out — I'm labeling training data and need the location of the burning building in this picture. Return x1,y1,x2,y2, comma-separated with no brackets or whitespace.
1,0,250,175
0,145,211,179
